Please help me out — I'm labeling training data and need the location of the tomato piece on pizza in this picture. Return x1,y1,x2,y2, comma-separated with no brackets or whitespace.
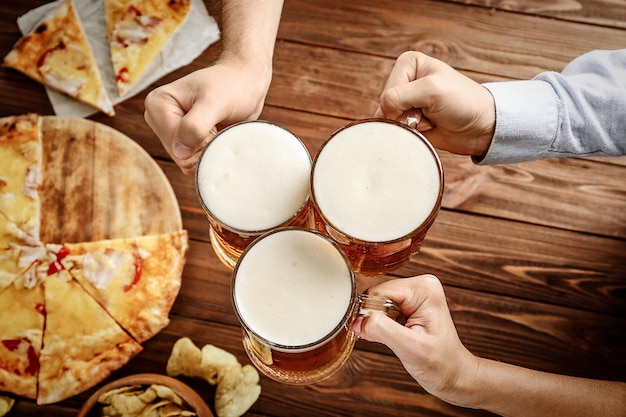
0,277,45,400
105,0,191,96
52,230,188,344
37,267,142,405
3,1,115,116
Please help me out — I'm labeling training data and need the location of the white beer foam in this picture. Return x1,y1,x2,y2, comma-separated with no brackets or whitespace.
234,230,353,348
197,122,311,231
313,121,440,242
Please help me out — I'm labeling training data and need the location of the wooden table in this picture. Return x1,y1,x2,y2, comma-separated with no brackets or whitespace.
2,1,625,416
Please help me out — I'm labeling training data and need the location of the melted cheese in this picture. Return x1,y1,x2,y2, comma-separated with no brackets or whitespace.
82,249,135,289
23,162,40,201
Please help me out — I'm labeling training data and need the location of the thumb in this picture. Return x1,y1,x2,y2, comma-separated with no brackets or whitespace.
173,105,220,160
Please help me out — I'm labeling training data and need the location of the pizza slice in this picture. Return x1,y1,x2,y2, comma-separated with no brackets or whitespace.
51,230,187,344
104,0,191,95
3,1,115,116
37,267,142,405
0,276,45,400
0,114,42,249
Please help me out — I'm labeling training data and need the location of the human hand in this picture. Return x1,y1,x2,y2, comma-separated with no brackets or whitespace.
144,58,272,175
353,275,478,406
376,51,496,157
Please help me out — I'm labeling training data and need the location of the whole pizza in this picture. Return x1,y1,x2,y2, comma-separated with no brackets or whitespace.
0,114,188,405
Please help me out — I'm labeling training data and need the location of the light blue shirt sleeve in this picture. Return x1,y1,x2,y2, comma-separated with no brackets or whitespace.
477,49,626,164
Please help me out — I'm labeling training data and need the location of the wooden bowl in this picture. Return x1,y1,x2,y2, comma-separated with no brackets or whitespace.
77,373,213,417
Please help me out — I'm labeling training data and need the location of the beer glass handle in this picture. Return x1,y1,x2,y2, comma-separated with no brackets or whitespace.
358,294,406,324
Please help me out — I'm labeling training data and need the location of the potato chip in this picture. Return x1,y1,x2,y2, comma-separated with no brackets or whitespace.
0,396,15,417
199,344,240,385
136,387,158,404
150,384,183,406
110,391,152,415
155,402,196,417
101,404,121,416
166,338,262,417
167,337,205,379
215,365,261,417
98,383,196,417
138,405,160,417
156,402,182,416
98,384,143,404
140,399,172,416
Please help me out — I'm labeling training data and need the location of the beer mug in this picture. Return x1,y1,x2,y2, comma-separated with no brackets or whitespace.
310,119,444,276
232,227,404,385
195,121,312,269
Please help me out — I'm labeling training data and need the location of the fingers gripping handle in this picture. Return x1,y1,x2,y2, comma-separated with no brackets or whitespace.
358,294,406,325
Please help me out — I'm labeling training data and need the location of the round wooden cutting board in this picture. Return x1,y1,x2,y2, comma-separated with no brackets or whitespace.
39,116,182,244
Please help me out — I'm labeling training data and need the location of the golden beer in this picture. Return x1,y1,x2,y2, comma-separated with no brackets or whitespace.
311,119,444,276
232,228,402,384
195,121,312,269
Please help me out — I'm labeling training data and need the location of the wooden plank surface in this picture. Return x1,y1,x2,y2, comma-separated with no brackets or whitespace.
442,0,626,29
440,152,626,238
40,117,182,243
277,0,626,78
0,0,625,416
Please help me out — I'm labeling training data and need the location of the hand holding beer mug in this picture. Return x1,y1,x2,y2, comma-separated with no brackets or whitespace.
195,121,312,269
311,119,444,276
232,228,404,385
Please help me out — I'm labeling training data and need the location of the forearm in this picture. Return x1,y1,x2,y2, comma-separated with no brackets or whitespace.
458,357,626,417
219,0,284,66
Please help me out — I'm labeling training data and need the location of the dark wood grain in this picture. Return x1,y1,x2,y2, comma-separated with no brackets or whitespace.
408,211,626,314
277,0,626,79
40,117,182,243
440,152,626,239
442,0,626,29
0,0,625,416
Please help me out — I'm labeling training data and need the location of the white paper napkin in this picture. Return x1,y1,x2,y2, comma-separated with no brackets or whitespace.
16,0,220,118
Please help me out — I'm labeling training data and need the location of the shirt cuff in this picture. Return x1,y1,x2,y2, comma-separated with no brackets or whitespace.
475,80,560,165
